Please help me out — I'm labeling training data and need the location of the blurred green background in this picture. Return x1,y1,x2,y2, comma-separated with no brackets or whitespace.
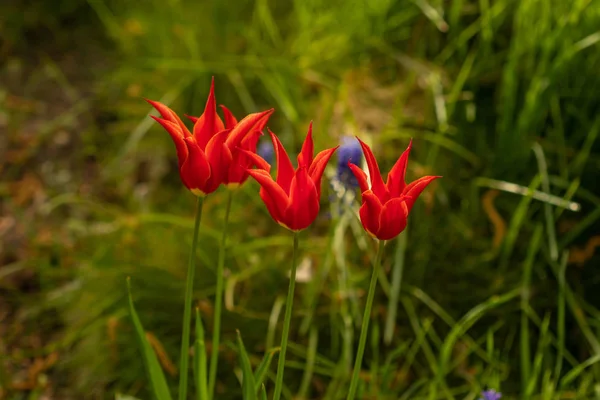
1,0,600,398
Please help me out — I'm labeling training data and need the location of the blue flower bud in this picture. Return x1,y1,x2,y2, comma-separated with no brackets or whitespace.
336,136,363,189
479,389,501,400
257,139,274,164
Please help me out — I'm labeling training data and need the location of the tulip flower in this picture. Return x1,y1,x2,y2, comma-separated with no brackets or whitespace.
185,105,266,189
157,84,274,398
146,79,274,400
346,138,440,400
246,123,338,231
146,79,273,196
348,138,440,241
244,123,337,400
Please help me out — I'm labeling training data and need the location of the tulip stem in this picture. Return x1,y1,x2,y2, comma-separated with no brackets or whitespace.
179,196,205,400
208,190,234,399
273,231,300,400
347,239,385,400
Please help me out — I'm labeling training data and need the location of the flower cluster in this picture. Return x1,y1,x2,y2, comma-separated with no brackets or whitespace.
147,78,439,240
142,78,441,400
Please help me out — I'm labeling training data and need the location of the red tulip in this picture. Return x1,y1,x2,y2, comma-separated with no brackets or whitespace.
245,123,338,231
187,105,265,189
146,78,273,196
348,138,440,240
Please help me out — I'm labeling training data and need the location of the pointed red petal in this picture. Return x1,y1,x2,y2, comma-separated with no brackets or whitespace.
387,139,413,197
358,191,383,239
220,105,238,129
376,198,409,240
239,129,262,151
225,109,274,148
284,168,319,231
146,99,191,137
238,149,271,172
204,129,233,189
307,146,338,196
297,122,314,169
247,169,289,224
269,129,295,194
403,175,441,211
150,116,189,168
181,137,211,194
356,137,388,201
185,115,199,124
347,162,370,193
226,130,264,185
193,78,225,149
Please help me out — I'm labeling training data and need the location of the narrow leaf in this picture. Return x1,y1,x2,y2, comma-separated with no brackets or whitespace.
127,278,173,400
194,308,208,400
236,330,257,400
259,384,268,400
253,349,277,393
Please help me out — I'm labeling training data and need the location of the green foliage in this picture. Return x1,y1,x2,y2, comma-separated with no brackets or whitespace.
3,0,600,398
194,309,208,400
236,331,257,400
127,278,173,400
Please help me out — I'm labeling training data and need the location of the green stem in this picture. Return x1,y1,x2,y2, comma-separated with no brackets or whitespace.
347,239,385,400
273,232,300,400
208,190,234,399
179,196,205,400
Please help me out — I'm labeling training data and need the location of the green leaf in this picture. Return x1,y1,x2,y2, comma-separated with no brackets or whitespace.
126,278,173,400
194,308,209,400
253,348,277,394
259,383,268,400
236,330,257,400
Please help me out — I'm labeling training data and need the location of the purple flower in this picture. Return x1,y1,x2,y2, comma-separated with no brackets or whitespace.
336,136,363,188
479,389,502,400
257,139,274,164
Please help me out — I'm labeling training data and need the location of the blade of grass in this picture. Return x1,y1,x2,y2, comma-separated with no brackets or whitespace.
260,384,268,400
499,175,542,271
179,197,204,400
436,289,521,390
194,309,208,400
253,349,278,394
402,297,439,376
546,255,600,354
266,296,285,351
474,177,580,211
208,190,234,399
273,232,300,400
409,286,494,363
526,313,551,397
380,341,410,390
297,327,318,399
558,206,600,250
570,117,600,177
520,224,544,394
236,330,257,400
555,251,568,381
532,143,559,261
561,354,600,387
127,278,173,400
369,321,380,398
384,230,407,345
